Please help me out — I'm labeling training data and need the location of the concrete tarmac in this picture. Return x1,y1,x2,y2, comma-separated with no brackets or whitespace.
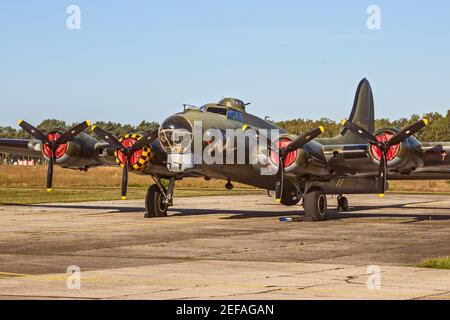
0,193,449,299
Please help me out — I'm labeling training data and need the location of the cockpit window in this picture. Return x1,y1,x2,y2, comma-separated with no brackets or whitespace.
227,109,243,122
205,107,227,116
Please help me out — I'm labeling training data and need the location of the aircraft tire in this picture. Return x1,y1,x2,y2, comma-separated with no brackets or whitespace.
303,188,328,221
144,185,168,218
281,191,301,206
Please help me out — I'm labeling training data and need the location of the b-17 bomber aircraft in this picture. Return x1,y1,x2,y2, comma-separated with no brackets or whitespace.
1,79,450,221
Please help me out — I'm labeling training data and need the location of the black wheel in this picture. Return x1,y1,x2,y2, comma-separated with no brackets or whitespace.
337,196,349,211
280,191,301,206
144,185,168,218
303,188,328,221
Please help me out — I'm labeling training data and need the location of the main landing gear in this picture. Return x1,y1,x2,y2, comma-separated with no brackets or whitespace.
303,187,328,221
301,190,349,221
277,185,328,221
278,188,352,221
144,176,175,218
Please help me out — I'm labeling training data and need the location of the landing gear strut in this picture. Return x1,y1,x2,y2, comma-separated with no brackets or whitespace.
337,195,349,211
303,187,328,221
144,176,175,218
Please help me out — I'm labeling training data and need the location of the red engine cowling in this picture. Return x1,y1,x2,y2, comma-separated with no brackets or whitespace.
40,131,100,168
114,133,153,171
42,132,68,161
267,135,328,176
270,137,298,168
369,130,401,163
369,129,423,172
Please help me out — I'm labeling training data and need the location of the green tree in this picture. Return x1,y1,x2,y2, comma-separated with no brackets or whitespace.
1,111,449,142
135,121,159,134
37,119,68,133
0,126,19,138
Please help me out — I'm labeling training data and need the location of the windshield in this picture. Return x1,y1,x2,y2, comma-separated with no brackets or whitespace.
205,107,227,116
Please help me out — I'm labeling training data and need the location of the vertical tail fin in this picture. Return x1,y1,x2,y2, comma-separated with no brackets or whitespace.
340,78,375,142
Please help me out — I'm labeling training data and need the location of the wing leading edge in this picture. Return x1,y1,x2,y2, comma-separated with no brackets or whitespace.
0,138,42,158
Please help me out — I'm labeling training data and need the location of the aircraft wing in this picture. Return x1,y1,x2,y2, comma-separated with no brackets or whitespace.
0,138,42,158
410,143,450,176
420,143,450,168
294,140,450,181
0,134,168,171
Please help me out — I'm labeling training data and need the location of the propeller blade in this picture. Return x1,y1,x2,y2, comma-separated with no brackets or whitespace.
129,129,159,152
387,119,429,147
243,124,272,148
342,120,379,145
275,153,284,203
284,126,325,153
378,151,387,195
46,149,54,192
274,127,324,203
18,120,49,143
121,157,129,200
91,125,124,150
57,121,91,144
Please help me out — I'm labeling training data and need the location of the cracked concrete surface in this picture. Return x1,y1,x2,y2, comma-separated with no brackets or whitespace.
0,194,449,299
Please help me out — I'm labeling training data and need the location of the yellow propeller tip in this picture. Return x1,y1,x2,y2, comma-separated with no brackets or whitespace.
319,126,325,133
378,194,385,198
86,120,91,127
90,125,96,131
47,188,53,193
341,119,347,126
17,119,23,125
275,198,281,203
121,196,127,200
242,124,248,131
422,118,429,126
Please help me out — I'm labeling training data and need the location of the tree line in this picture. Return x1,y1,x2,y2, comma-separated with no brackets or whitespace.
275,111,450,142
0,111,449,142
0,119,159,139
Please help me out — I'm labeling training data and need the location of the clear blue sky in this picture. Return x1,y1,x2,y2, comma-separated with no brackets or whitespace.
1,0,449,127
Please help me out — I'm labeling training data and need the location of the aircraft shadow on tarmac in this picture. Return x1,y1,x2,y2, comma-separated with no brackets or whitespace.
2,203,143,213
173,206,450,222
5,200,450,221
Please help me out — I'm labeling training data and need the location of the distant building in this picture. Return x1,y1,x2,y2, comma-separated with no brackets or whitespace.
0,153,42,166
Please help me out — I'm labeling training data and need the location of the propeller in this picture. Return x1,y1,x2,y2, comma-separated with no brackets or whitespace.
274,126,325,203
91,126,159,200
18,120,91,192
342,118,429,195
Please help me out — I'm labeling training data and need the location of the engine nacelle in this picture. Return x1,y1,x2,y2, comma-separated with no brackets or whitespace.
40,132,102,169
114,133,153,171
269,136,302,169
267,134,329,176
369,128,423,173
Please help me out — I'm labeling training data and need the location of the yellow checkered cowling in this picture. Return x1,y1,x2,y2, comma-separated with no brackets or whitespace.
114,133,153,170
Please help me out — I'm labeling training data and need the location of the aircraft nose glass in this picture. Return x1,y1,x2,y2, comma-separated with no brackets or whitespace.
159,117,193,153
